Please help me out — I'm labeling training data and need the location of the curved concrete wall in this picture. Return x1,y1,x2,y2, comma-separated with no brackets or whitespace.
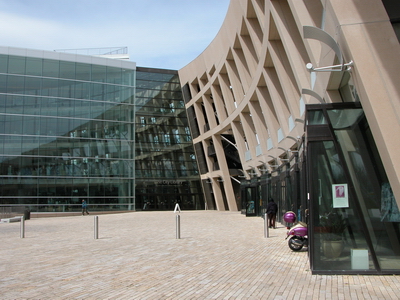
179,0,400,211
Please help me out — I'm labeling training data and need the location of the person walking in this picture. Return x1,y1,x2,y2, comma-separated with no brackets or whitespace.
266,198,278,228
82,199,89,215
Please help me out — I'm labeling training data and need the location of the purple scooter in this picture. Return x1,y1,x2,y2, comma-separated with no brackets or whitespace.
283,211,308,251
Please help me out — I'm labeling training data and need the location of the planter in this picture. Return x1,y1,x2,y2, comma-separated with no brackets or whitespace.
323,240,344,258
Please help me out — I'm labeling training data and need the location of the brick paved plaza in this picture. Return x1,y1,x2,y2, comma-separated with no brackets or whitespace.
1,211,399,299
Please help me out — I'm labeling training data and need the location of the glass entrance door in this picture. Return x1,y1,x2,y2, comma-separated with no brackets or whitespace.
307,104,400,274
244,186,256,216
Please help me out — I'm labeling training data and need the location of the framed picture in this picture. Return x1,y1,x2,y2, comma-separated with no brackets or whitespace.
332,184,349,208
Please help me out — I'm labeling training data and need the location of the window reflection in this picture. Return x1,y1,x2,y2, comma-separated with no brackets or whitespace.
0,54,200,213
0,54,135,212
134,70,203,211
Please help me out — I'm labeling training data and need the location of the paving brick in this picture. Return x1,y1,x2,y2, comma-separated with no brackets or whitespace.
1,211,400,299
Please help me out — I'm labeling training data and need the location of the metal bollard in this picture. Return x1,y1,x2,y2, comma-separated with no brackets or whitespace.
94,216,99,239
264,213,269,238
20,216,25,238
176,214,180,239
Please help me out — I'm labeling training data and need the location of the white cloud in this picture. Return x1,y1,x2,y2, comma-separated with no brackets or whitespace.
0,12,61,47
0,1,230,69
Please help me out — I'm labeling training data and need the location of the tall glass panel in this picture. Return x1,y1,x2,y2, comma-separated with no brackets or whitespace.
42,60,59,78
26,57,42,76
309,140,372,271
8,56,25,75
134,69,203,211
327,109,400,271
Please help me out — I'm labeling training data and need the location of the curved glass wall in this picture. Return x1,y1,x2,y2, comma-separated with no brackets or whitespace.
0,54,136,212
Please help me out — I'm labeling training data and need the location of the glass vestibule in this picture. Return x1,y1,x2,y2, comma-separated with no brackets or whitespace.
307,103,400,274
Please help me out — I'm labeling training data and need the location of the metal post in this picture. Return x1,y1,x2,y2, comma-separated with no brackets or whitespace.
94,216,99,239
20,216,25,238
264,213,269,238
176,214,180,239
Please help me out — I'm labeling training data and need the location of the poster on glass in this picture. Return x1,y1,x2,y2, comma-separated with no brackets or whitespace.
332,184,349,208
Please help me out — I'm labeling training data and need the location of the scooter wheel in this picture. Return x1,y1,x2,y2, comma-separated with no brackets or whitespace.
288,236,303,251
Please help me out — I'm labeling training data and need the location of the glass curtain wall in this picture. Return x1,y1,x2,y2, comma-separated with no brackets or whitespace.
134,68,203,211
0,54,135,212
307,104,400,274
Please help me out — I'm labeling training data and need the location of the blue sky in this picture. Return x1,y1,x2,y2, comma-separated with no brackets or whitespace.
0,0,230,70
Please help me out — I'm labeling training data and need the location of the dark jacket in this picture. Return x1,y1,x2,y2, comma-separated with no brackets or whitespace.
266,201,278,214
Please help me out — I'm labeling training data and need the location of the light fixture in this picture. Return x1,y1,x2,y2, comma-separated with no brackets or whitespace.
303,26,354,73
306,61,353,72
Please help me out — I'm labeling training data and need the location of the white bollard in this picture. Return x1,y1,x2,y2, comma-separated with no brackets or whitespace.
264,213,269,238
94,216,99,239
176,214,180,239
20,216,25,238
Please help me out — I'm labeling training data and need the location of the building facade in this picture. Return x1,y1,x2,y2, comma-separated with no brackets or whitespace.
178,0,400,274
0,48,136,213
0,47,202,215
